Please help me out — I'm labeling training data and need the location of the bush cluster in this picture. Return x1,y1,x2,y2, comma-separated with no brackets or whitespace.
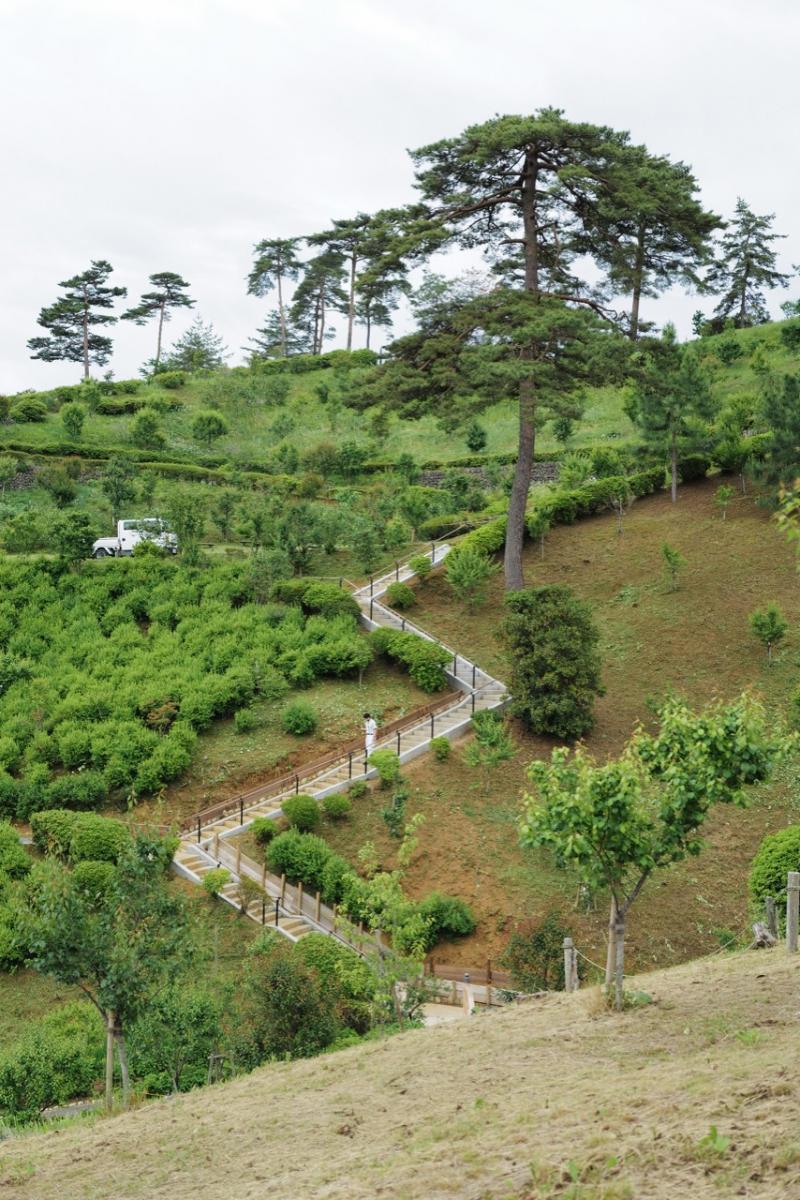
749,826,800,908
371,627,450,693
30,810,131,863
281,793,320,831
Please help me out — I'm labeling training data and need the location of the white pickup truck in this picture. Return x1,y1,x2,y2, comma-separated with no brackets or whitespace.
91,518,178,558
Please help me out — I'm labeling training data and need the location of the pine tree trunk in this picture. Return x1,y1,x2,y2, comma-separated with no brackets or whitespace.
82,288,90,381
115,1029,130,1108
629,222,646,340
155,303,165,370
347,252,356,351
504,382,535,591
670,433,678,503
277,271,287,357
105,1012,115,1111
365,309,371,350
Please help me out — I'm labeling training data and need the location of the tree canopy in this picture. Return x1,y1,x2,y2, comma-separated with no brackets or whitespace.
28,260,127,380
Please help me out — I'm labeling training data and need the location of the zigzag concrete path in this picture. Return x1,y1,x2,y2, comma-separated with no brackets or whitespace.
173,544,508,948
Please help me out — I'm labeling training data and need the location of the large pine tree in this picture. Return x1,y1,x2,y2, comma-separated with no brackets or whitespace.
122,272,194,370
705,198,789,328
28,260,127,379
247,238,302,357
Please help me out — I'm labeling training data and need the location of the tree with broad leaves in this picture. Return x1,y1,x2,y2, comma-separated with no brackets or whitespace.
122,272,195,371
101,457,138,522
521,695,787,1009
587,145,720,339
347,110,648,590
247,238,302,356
625,324,715,501
28,260,127,380
704,199,790,329
17,837,197,1110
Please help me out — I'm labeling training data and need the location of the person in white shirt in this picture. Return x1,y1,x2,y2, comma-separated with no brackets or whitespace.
363,711,377,758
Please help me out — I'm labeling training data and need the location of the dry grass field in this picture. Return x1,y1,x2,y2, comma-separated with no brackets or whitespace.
2,948,799,1199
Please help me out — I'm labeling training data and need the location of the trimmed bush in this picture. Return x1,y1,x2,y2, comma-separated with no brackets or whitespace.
234,708,259,734
301,581,360,619
417,892,476,940
251,816,278,847
348,779,369,800
678,453,710,483
10,396,48,422
370,627,450,693
322,793,352,821
282,794,320,832
30,809,79,858
155,370,188,389
266,830,330,892
202,867,231,898
368,748,402,789
0,1002,105,1123
430,736,451,762
281,700,318,736
71,859,115,901
385,581,417,610
408,554,433,581
68,813,130,863
320,852,351,904
749,826,800,908
0,821,31,878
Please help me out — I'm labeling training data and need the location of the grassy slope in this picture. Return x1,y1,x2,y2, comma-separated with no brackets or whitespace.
322,478,800,972
2,947,798,1199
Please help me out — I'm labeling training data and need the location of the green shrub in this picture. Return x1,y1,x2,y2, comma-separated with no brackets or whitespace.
69,813,130,863
234,707,259,734
251,816,277,847
417,892,476,940
30,809,80,858
60,401,86,441
0,821,30,878
368,748,402,789
266,830,331,891
322,793,351,821
370,627,450,692
0,1002,105,1124
320,852,352,904
749,826,800,908
445,544,499,608
301,581,360,619
417,513,476,540
408,554,433,581
131,407,165,450
71,859,115,901
385,581,417,610
281,700,318,736
430,736,451,762
10,396,48,422
155,370,188,389
282,793,320,832
678,453,710,483
499,910,572,991
202,867,231,898
191,409,229,446
348,779,369,800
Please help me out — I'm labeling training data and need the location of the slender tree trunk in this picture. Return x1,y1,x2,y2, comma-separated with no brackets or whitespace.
614,914,626,1011
155,303,165,370
365,308,372,350
628,222,646,341
670,431,678,503
503,147,540,592
347,251,356,351
105,1012,115,1111
82,288,90,380
604,896,616,992
277,271,287,357
115,1028,130,1108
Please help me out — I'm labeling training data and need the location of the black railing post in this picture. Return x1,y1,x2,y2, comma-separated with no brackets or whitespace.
295,775,300,794
396,730,401,754
431,541,436,560
430,713,434,737
274,899,279,927
471,691,476,714
370,598,374,620
261,900,266,925
395,560,400,581
239,799,243,826
369,575,374,597
401,617,406,631
453,653,458,676
348,751,353,779
363,756,368,775
196,817,201,844
338,576,343,588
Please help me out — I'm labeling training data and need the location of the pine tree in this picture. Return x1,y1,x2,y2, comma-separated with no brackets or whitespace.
308,215,373,350
28,260,127,379
626,324,715,501
246,311,309,360
122,272,195,370
705,199,790,328
289,251,348,355
591,146,720,339
247,239,302,356
760,372,800,487
161,317,228,373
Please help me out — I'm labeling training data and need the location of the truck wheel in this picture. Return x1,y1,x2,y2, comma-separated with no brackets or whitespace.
93,548,111,558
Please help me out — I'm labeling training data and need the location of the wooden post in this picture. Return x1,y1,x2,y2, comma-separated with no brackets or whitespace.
235,843,241,875
280,874,286,903
486,959,493,1008
213,832,220,861
332,904,337,934
787,872,800,952
315,891,321,922
297,880,304,914
261,861,267,891
563,937,575,993
451,979,458,1004
765,895,777,939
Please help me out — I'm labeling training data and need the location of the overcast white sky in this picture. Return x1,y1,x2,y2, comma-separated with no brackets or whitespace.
1,0,798,392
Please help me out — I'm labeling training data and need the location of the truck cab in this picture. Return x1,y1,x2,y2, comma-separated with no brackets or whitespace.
91,518,178,558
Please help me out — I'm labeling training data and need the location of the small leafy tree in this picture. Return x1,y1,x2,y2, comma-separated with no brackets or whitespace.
463,711,515,792
661,541,686,591
191,410,228,447
749,603,787,663
61,402,86,442
445,545,499,608
52,513,94,567
163,489,206,565
521,695,787,1008
100,457,137,521
501,586,604,740
714,483,734,520
0,455,19,493
130,407,165,450
465,421,487,453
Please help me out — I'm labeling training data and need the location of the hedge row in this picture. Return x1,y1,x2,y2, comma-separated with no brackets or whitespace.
250,348,379,375
30,809,131,863
370,627,451,692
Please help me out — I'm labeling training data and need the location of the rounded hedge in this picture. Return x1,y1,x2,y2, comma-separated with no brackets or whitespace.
266,830,330,892
281,699,318,736
282,794,320,832
69,813,130,864
322,793,351,821
430,736,451,762
71,859,115,901
385,581,417,611
251,816,278,847
749,825,800,906
30,809,79,858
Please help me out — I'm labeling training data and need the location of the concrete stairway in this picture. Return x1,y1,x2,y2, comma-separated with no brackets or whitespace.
174,542,508,946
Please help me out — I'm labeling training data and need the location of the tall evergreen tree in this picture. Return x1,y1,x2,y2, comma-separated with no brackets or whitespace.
308,214,372,350
245,310,309,359
290,251,348,355
705,199,790,328
247,238,302,356
354,215,411,348
122,272,195,370
28,260,126,380
352,110,637,589
161,316,228,373
626,324,715,501
760,372,800,488
590,146,720,339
